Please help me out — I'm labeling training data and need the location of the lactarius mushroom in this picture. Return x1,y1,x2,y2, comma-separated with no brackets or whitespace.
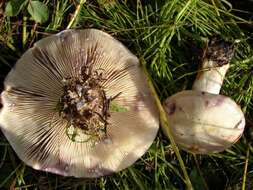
163,38,245,154
0,29,159,177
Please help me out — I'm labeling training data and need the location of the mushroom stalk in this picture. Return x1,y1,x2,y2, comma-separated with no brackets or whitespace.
192,38,234,94
192,59,230,94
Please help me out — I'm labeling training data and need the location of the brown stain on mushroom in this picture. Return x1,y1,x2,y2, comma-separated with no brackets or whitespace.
205,100,210,107
97,167,114,176
178,106,183,112
87,164,114,177
215,97,225,107
204,96,225,108
134,93,145,112
42,158,70,176
164,102,176,115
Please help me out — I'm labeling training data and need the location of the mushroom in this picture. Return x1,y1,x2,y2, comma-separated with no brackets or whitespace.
163,38,245,154
0,29,159,177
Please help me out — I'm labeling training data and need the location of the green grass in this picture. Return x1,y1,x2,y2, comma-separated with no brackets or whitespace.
0,0,253,189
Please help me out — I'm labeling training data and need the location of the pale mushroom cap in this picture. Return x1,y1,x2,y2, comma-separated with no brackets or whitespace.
163,90,245,154
0,29,159,177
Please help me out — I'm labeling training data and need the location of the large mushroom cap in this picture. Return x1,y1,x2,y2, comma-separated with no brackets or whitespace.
163,90,245,154
0,29,159,177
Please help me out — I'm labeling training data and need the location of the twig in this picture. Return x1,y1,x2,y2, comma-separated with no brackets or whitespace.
141,58,193,190
210,0,220,16
242,144,250,190
67,0,86,29
22,16,27,47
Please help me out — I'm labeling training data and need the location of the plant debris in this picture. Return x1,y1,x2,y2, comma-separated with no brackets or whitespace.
59,65,120,142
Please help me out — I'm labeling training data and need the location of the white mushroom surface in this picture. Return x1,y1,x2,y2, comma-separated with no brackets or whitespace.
163,91,245,154
0,29,159,177
163,38,245,154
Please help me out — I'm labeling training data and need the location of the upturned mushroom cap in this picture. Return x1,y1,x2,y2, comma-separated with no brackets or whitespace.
0,29,159,177
163,90,245,154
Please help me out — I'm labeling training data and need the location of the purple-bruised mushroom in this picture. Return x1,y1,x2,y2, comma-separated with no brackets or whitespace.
0,29,159,177
163,38,245,154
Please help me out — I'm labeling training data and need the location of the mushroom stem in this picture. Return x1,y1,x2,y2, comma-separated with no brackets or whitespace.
192,38,234,94
192,59,230,94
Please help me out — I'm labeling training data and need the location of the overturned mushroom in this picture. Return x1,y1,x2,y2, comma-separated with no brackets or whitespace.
163,38,245,154
0,29,159,177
